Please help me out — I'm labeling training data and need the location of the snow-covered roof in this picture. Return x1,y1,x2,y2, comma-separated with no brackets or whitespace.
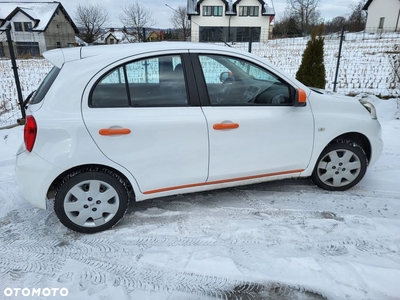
94,29,135,44
187,0,275,16
0,1,78,32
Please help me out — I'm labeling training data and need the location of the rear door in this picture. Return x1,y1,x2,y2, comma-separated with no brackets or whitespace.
82,52,209,195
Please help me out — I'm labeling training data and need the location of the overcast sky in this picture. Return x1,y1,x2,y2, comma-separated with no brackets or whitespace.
15,0,362,29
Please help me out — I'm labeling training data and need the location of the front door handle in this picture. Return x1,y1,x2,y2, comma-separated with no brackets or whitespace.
213,123,239,130
99,128,131,136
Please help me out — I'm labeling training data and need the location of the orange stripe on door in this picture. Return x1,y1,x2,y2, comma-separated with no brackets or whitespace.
143,169,304,195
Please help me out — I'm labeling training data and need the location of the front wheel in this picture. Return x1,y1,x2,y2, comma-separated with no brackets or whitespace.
311,140,368,191
54,170,129,233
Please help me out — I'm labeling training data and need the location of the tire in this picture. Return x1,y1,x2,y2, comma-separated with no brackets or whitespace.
311,140,368,191
54,170,129,233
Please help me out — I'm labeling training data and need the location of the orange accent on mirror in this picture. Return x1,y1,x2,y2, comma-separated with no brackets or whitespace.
297,88,307,103
99,128,131,136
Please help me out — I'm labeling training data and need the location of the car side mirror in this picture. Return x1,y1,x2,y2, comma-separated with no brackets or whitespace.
294,88,307,107
220,71,230,82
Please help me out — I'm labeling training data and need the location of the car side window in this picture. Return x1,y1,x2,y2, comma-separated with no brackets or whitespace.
198,54,292,106
90,55,188,107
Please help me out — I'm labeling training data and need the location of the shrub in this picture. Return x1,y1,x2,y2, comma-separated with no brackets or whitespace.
296,25,326,89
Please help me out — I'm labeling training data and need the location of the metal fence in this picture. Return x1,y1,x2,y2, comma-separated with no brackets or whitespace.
1,28,399,129
200,29,400,97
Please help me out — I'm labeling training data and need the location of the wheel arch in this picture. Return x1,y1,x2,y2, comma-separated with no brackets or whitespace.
326,132,371,165
47,164,136,201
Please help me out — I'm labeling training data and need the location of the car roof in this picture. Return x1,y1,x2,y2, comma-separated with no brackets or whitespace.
43,42,245,68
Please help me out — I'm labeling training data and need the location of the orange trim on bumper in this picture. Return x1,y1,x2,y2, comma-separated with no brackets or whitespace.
143,169,304,195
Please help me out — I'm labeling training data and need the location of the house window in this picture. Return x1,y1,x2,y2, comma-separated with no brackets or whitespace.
239,6,259,16
24,22,32,31
14,22,23,31
378,17,385,29
110,38,115,44
16,42,39,57
203,6,222,16
56,42,61,48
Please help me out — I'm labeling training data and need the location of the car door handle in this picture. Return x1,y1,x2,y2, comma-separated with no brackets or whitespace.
213,123,239,130
99,128,131,136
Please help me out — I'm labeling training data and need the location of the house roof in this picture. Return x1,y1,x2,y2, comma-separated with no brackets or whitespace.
0,1,78,33
362,0,373,10
94,28,135,44
187,0,275,16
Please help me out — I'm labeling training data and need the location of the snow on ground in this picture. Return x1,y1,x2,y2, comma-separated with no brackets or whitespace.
0,95,399,299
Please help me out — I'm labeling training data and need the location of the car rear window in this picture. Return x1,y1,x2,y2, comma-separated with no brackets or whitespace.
30,66,60,105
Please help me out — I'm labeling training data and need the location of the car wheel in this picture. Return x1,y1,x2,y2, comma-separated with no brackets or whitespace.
311,140,368,191
54,170,129,233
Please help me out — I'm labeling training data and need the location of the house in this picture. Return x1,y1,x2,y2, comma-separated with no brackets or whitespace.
187,0,275,43
362,0,400,31
147,30,165,42
0,1,78,58
94,28,135,45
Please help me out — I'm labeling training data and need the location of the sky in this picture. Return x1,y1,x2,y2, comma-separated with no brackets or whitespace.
11,0,362,29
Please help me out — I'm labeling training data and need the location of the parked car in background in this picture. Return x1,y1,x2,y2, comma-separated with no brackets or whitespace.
15,42,383,233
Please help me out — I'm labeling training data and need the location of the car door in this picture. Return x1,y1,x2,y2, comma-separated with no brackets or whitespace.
82,53,209,194
192,52,315,183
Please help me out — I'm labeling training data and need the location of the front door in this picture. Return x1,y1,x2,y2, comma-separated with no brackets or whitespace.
195,53,314,182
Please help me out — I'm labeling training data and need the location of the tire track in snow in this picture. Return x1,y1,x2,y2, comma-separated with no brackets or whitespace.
77,258,328,300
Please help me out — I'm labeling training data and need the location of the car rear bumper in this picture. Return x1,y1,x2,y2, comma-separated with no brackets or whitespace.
15,145,64,210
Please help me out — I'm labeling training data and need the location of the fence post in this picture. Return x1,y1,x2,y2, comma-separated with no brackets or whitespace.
248,27,253,53
333,26,345,93
5,24,26,121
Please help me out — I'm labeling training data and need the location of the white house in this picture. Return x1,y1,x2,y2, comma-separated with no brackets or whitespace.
187,0,275,43
0,1,78,57
362,0,400,31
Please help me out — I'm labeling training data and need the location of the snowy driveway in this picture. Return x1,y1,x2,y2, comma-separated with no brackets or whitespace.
0,96,399,300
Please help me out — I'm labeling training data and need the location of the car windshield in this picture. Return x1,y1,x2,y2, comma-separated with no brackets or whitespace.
30,66,60,105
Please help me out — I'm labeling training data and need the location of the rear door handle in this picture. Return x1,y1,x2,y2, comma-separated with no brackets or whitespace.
99,128,131,136
213,123,239,130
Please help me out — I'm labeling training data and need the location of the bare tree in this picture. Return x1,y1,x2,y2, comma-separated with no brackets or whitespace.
169,6,190,41
120,1,156,41
74,3,109,43
347,1,366,32
286,0,321,34
325,16,346,33
273,9,302,37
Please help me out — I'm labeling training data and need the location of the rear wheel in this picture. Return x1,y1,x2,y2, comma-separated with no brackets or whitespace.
54,170,129,233
311,140,368,191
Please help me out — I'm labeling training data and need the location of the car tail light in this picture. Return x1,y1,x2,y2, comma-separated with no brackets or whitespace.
24,115,37,152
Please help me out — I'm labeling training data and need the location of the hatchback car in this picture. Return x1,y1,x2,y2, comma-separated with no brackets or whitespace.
16,42,383,233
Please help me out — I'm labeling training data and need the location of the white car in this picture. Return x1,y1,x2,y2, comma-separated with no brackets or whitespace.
15,42,383,233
